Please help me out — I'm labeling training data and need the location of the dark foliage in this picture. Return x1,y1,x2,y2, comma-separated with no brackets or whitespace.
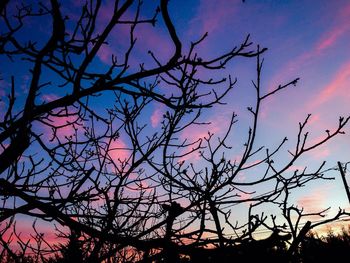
298,227,350,263
3,226,350,262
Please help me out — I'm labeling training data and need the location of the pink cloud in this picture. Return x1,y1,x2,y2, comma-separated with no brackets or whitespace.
133,24,174,65
107,138,130,162
151,108,163,128
96,24,131,64
177,150,202,164
49,115,80,140
310,61,350,108
127,180,152,194
97,44,115,64
286,165,308,173
180,111,233,143
1,218,66,252
295,183,349,221
316,26,347,52
96,1,115,28
236,191,254,207
265,53,350,126
316,4,350,51
96,22,172,67
95,2,172,66
267,3,350,97
301,133,332,160
93,1,131,64
189,0,237,36
297,187,328,212
238,191,252,200
314,4,350,54
308,114,320,125
242,159,263,169
315,3,350,54
33,113,82,143
177,125,210,163
178,113,232,163
41,94,60,102
236,173,246,182
311,147,330,160
181,123,220,144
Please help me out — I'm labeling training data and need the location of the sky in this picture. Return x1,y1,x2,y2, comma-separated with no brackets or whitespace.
167,0,350,234
1,0,350,248
175,0,350,212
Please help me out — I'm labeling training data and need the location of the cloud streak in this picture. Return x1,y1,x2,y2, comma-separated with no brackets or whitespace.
107,138,130,162
267,2,350,94
189,0,237,36
314,3,350,55
297,187,328,212
310,61,350,109
151,107,163,128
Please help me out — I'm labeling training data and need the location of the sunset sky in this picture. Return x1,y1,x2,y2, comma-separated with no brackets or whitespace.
166,0,350,230
1,0,350,246
161,0,350,233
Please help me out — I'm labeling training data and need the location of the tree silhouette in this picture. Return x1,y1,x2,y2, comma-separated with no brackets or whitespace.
1,1,349,262
298,227,350,262
56,231,84,263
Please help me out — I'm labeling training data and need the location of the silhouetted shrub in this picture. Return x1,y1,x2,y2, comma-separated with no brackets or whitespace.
298,227,350,263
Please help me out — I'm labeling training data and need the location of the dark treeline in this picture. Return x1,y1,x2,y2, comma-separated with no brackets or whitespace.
2,226,350,263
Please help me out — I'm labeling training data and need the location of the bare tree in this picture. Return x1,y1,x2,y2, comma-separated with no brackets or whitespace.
0,1,349,262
